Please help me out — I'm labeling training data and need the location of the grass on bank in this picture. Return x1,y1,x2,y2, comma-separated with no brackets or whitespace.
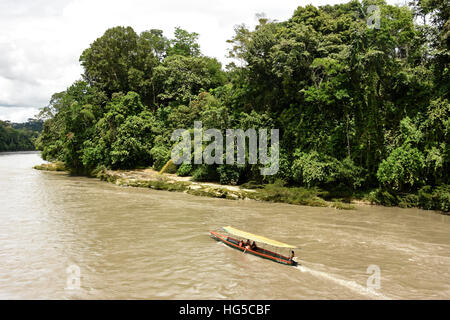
33,161,66,171
242,180,328,207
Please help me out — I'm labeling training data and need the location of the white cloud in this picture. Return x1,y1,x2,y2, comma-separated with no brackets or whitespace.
0,0,381,122
0,106,40,123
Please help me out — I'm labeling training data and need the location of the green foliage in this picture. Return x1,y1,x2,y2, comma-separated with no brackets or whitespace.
150,144,171,171
191,165,219,182
159,159,177,174
367,185,449,212
367,188,399,207
109,112,155,169
377,143,425,191
418,185,450,212
153,55,225,105
81,92,155,170
79,26,160,105
247,179,328,207
34,161,66,171
167,27,201,57
398,193,419,209
35,1,449,211
177,163,193,176
139,29,170,62
11,119,43,132
292,151,364,189
0,120,39,152
292,151,331,187
217,165,242,185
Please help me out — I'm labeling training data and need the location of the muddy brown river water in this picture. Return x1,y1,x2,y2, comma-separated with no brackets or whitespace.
0,152,449,299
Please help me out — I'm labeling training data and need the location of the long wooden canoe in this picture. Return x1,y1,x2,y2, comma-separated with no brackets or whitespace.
210,228,298,266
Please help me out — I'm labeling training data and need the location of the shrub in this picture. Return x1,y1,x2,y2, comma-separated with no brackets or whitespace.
150,145,171,171
250,180,328,207
177,163,193,176
191,165,219,182
397,193,419,208
159,159,177,174
330,157,365,189
377,143,425,191
292,151,329,187
292,151,364,189
367,188,399,206
418,185,450,212
217,164,242,185
366,186,449,212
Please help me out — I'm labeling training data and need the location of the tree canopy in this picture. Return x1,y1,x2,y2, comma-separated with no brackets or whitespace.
0,119,42,152
36,1,449,210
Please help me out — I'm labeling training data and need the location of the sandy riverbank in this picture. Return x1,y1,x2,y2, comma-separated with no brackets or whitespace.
98,167,258,200
34,162,359,209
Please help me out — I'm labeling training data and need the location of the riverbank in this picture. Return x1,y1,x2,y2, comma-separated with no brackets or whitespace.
34,162,356,210
33,161,66,171
97,169,357,210
33,162,449,213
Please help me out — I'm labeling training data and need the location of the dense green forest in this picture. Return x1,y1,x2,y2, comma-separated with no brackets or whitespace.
0,119,43,151
36,0,449,211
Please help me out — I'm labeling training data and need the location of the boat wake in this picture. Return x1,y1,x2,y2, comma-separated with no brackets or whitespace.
217,237,390,299
294,265,391,300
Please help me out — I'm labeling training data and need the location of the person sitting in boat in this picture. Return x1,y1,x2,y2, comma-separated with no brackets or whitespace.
245,239,251,249
238,240,244,247
290,250,295,260
250,241,258,251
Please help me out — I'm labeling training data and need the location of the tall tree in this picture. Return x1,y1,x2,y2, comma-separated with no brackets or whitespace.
167,27,201,57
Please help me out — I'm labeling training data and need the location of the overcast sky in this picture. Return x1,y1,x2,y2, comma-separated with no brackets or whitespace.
0,0,402,122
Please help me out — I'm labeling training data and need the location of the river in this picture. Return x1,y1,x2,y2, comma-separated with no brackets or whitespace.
0,152,449,299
